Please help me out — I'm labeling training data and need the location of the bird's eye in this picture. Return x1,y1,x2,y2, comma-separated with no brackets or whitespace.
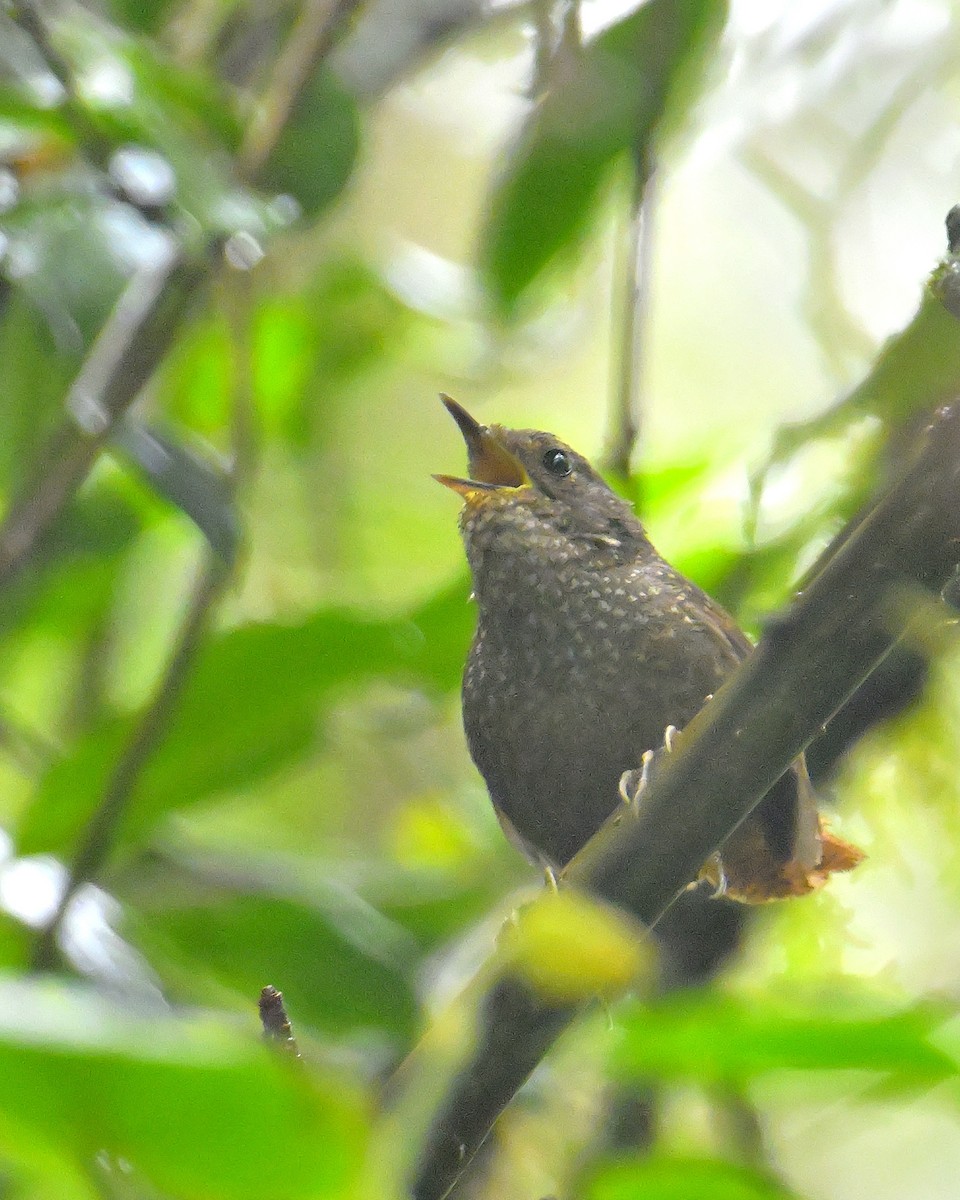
542,448,572,477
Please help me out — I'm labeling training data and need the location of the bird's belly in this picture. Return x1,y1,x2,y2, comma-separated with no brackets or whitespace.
463,624,730,867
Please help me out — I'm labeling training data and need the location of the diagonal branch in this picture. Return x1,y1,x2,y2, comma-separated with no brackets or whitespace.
0,246,208,591
0,0,350,592
30,557,228,971
30,265,261,972
408,398,960,1200
237,0,365,178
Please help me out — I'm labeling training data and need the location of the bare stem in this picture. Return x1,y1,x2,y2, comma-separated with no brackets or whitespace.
31,558,228,970
30,265,261,972
238,0,364,180
606,157,654,482
9,0,74,92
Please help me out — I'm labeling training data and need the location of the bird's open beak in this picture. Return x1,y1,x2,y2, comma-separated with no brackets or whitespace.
434,394,530,498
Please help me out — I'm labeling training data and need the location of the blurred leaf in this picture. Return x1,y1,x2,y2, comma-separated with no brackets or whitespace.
379,870,508,946
631,458,714,510
127,885,419,1038
0,87,75,160
0,914,32,973
0,977,366,1200
162,263,411,449
501,890,653,1003
757,290,960,497
46,13,274,239
111,418,240,563
15,578,473,855
2,187,138,349
585,1155,802,1200
0,296,77,493
256,69,360,218
480,0,727,313
0,480,143,650
124,40,243,150
56,15,241,153
253,297,318,443
102,0,181,36
850,289,960,424
611,989,957,1087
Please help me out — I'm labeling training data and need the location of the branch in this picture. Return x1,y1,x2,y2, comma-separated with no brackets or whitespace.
0,244,208,591
31,558,228,970
237,0,364,179
1,0,348,592
30,263,261,973
605,155,654,482
9,1,74,93
407,399,960,1200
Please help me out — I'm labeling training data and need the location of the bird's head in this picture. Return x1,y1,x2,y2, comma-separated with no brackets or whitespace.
435,395,648,572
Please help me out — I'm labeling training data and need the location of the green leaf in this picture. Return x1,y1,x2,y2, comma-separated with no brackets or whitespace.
755,289,960,499
15,579,473,856
0,977,366,1200
844,288,960,424
103,0,181,35
0,86,75,153
161,263,411,448
586,1155,802,1200
127,881,420,1038
480,0,727,314
611,989,957,1087
0,297,78,494
1,187,135,348
256,69,360,218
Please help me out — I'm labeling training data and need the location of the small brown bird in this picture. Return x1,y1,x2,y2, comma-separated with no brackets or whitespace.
436,396,861,902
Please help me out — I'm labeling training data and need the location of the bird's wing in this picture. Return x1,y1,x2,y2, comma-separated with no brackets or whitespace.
679,583,829,882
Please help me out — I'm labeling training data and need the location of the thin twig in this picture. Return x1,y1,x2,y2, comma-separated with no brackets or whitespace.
0,707,58,774
742,148,872,378
9,0,73,92
408,400,960,1200
31,558,229,970
31,263,261,972
259,985,302,1058
529,0,555,97
237,0,364,179
605,156,654,482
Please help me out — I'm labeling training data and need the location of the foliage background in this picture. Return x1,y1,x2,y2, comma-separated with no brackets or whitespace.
2,0,960,1198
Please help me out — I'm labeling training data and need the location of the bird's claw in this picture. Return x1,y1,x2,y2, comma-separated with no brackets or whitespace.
704,852,729,899
620,725,681,814
543,864,560,892
619,749,657,815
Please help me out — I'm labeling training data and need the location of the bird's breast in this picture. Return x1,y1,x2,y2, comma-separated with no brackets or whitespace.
462,558,738,866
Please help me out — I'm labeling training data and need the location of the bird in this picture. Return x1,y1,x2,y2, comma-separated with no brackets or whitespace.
435,395,862,903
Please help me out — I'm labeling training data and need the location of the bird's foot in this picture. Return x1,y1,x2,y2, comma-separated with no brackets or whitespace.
698,852,729,899
543,864,561,892
619,749,657,815
619,725,681,815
